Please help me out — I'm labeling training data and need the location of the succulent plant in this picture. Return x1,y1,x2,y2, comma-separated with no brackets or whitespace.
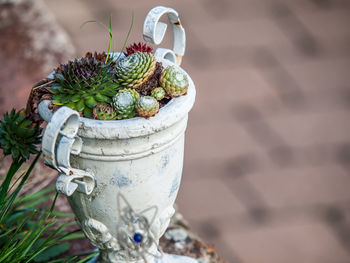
124,42,153,56
136,96,159,118
119,88,140,102
50,57,119,118
151,87,166,101
160,66,189,97
85,51,117,67
112,89,139,119
93,104,117,120
115,52,156,89
0,109,42,160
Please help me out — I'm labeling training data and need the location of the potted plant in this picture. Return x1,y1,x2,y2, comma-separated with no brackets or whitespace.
27,6,196,263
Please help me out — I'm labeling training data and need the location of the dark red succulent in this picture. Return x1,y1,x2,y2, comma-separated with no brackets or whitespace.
124,42,153,56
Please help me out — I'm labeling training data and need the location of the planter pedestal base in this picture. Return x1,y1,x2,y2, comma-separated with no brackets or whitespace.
87,253,197,263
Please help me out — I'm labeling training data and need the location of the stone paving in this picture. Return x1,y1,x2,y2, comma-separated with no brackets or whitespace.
3,0,350,262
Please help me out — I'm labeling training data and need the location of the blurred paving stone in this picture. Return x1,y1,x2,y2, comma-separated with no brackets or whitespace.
184,121,267,163
303,88,350,113
264,34,350,63
322,206,350,252
202,0,271,21
224,222,350,263
192,19,291,50
245,165,350,209
296,9,350,38
282,57,350,91
269,1,321,57
177,177,246,221
224,178,269,221
183,152,269,182
336,143,350,170
231,97,285,120
287,0,350,12
254,48,306,109
192,67,276,103
264,111,350,146
185,67,279,125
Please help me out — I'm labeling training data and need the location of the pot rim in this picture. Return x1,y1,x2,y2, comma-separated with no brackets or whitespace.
38,55,196,139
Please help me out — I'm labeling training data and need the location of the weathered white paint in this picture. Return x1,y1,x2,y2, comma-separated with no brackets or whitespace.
38,6,196,262
39,60,196,262
143,6,186,66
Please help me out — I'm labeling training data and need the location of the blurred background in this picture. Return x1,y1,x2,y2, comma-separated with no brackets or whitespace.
1,0,350,262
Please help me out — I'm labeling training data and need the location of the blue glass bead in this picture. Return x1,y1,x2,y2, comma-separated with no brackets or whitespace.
133,232,143,243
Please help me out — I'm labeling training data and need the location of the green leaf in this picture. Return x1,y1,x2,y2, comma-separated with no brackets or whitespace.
52,99,64,106
33,242,70,262
85,97,97,108
0,153,40,223
76,252,99,263
75,99,85,112
70,94,82,103
65,102,76,110
59,232,85,241
16,127,35,138
0,159,24,204
50,211,75,218
14,185,54,205
83,107,93,118
94,93,109,103
50,83,62,91
54,74,65,81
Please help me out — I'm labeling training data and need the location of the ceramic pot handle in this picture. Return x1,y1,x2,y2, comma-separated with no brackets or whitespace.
39,101,95,196
143,6,185,66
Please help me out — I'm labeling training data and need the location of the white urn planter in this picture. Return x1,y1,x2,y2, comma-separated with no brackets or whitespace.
38,6,197,263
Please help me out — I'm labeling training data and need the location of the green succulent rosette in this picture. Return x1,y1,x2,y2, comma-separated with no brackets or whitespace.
160,65,189,97
93,104,117,120
112,90,139,119
151,87,166,101
119,88,140,102
50,57,119,118
115,52,156,89
0,109,42,160
136,96,159,118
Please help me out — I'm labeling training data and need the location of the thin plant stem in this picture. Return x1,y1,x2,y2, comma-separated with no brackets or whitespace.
80,15,115,63
117,10,134,61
